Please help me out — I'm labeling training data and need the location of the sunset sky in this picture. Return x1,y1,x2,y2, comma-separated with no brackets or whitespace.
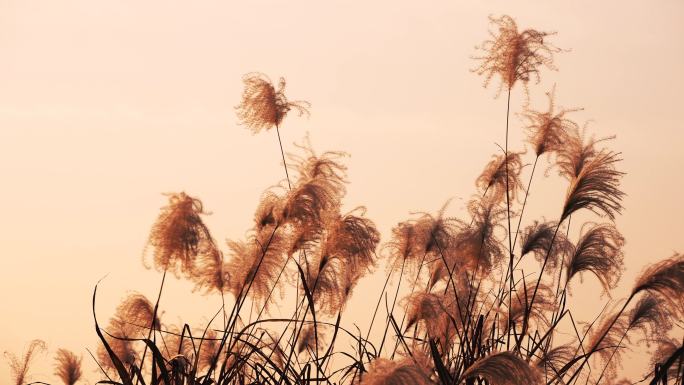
1,1,683,383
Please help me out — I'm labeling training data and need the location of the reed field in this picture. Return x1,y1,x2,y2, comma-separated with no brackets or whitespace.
3,10,683,385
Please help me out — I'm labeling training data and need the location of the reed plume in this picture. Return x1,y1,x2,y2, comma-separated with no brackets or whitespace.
357,358,433,385
564,223,625,293
626,294,672,341
97,336,137,372
460,351,541,385
162,324,195,361
53,349,82,385
473,15,560,95
280,176,344,228
297,324,327,354
305,210,380,314
97,293,159,371
561,149,624,221
555,127,613,180
585,308,629,380
411,205,462,259
523,86,580,157
321,209,380,281
4,339,47,385
520,220,572,270
476,152,523,203
404,291,460,348
254,191,283,231
111,293,161,332
385,221,420,274
197,329,223,370
144,192,218,277
191,247,229,295
535,344,576,374
632,253,684,316
453,197,506,274
291,143,348,190
594,295,674,384
225,225,289,307
236,72,310,133
505,281,554,332
650,338,684,381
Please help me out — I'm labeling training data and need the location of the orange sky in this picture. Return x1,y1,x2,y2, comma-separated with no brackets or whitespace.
1,1,683,383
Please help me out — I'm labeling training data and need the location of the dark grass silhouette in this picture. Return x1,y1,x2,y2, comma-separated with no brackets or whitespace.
5,14,684,385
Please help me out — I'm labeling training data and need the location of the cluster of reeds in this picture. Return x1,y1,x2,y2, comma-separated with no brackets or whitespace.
6,14,683,385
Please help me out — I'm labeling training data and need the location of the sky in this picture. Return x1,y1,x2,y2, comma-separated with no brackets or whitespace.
1,0,683,383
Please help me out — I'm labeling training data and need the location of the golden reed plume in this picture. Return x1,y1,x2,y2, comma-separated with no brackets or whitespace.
4,339,47,385
191,247,229,295
649,338,684,380
476,152,523,204
520,220,573,270
561,149,624,221
306,209,380,315
53,349,83,385
403,291,459,349
357,358,432,385
555,127,613,180
453,197,506,275
522,86,581,157
503,280,554,332
564,223,625,294
225,225,289,307
461,351,541,385
236,72,310,133
144,192,218,278
161,324,195,361
97,293,159,371
473,15,560,95
585,307,630,379
627,294,672,340
633,253,684,317
535,344,576,374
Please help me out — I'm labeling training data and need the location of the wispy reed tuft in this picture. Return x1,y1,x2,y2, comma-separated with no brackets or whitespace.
461,351,541,385
523,86,580,157
358,358,432,385
53,348,83,385
236,72,310,133
564,223,625,293
476,152,523,203
4,339,47,385
473,15,560,95
144,192,217,278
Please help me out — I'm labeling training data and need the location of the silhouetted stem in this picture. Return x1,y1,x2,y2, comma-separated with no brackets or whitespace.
275,124,292,190
137,268,166,376
378,256,406,356
565,293,636,385
512,155,539,250
595,326,630,384
504,86,514,350
518,219,562,350
363,267,393,354
649,343,684,385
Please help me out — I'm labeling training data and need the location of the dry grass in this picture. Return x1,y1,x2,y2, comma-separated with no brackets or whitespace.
5,14,683,385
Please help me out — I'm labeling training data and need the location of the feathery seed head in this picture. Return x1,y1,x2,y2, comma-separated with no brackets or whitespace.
236,72,310,133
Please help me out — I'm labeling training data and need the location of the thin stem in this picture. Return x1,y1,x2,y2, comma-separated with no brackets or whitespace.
565,293,636,385
137,268,167,375
504,86,514,350
275,124,292,190
378,257,406,356
595,326,630,384
518,219,562,350
512,155,539,251
363,268,393,355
